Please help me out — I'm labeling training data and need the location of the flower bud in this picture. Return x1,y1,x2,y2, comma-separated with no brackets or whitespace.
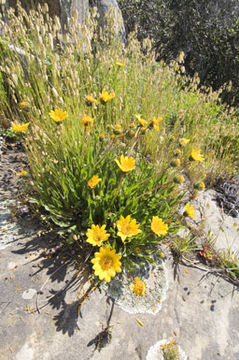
127,130,135,138
194,181,205,190
173,175,185,184
170,158,181,167
113,124,123,135
174,148,182,156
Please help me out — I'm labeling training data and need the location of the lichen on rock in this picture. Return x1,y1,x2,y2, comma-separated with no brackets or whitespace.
106,259,168,314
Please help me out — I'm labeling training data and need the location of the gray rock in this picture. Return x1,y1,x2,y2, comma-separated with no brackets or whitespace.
95,0,126,44
193,190,239,255
1,242,239,360
60,0,89,31
1,1,89,30
1,0,125,44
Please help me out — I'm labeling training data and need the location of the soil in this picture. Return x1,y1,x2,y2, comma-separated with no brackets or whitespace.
0,137,28,201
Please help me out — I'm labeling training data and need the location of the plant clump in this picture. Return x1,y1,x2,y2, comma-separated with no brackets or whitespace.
161,338,180,360
0,4,237,287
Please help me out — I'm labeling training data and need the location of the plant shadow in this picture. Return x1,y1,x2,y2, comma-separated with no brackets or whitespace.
87,297,115,352
11,229,92,337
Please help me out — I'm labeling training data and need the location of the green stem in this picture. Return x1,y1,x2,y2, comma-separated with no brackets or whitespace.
135,181,173,200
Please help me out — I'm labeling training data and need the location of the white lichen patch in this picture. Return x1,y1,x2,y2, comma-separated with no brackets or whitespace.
146,339,187,360
0,200,20,250
22,288,37,300
106,260,168,314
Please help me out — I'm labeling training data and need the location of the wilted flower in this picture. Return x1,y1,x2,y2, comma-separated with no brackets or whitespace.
91,245,122,282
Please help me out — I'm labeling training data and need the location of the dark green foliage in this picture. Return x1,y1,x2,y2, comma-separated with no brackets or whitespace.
118,0,239,106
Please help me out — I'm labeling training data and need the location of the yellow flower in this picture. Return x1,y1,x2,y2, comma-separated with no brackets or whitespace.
179,138,190,146
190,148,205,162
17,170,28,177
135,318,144,327
86,224,110,246
160,252,165,258
99,88,115,103
91,245,122,282
49,108,68,123
130,277,146,296
88,175,101,189
184,203,196,219
150,116,163,131
117,215,142,242
99,133,105,139
12,122,30,132
116,61,124,67
151,216,168,236
19,101,29,109
81,114,94,130
135,113,148,127
85,95,99,105
115,155,135,172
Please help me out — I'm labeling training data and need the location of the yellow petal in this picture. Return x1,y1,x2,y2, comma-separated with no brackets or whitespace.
135,318,144,327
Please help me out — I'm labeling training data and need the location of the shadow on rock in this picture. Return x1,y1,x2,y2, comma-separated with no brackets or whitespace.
11,229,92,336
87,297,115,351
53,300,80,336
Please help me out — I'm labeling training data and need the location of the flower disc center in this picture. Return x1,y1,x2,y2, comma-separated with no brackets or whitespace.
100,255,113,270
